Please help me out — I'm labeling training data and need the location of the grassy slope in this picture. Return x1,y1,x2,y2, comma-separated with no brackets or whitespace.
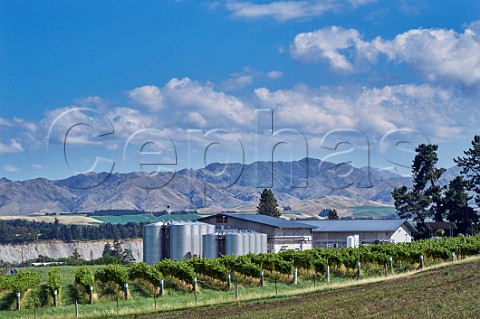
133,258,480,319
350,205,396,218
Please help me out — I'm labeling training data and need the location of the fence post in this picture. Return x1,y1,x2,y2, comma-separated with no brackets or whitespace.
357,262,361,279
451,252,455,262
159,279,164,297
384,263,389,277
53,289,58,307
235,281,239,301
260,271,264,287
388,256,394,274
419,255,424,269
193,277,197,306
89,286,93,304
124,283,128,300
293,268,298,285
227,273,232,290
15,291,20,310
75,300,79,319
326,265,330,283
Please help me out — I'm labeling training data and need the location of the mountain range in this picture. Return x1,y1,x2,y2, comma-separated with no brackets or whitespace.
0,158,459,217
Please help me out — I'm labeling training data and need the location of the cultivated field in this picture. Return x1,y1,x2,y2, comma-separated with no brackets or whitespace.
128,258,480,319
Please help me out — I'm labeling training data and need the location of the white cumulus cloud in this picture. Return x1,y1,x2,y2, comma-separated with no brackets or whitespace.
291,22,480,86
128,85,165,110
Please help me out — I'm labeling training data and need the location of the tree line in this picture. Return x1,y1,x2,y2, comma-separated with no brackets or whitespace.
0,219,143,244
392,135,480,237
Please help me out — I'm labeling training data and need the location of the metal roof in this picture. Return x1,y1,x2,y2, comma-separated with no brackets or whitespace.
201,213,316,229
301,219,416,233
424,222,457,230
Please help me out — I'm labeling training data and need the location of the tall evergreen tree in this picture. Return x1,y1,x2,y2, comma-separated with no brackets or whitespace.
443,176,479,234
455,135,480,206
327,209,339,220
257,189,281,217
392,144,445,235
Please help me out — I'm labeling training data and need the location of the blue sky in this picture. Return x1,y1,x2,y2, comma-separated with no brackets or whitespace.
1,0,480,181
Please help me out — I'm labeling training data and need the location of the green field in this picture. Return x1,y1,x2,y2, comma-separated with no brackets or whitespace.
351,206,397,218
92,214,201,224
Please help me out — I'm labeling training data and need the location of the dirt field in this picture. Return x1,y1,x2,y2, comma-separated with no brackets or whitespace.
130,259,480,319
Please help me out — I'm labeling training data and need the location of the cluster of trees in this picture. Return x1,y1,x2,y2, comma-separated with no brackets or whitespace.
29,241,136,267
102,240,135,265
0,219,143,244
392,137,480,237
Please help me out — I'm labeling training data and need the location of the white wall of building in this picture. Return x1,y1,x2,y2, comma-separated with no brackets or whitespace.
390,225,413,243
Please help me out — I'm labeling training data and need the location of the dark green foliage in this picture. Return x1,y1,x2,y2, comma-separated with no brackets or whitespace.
455,135,480,206
392,144,445,235
327,209,339,220
101,240,135,265
443,176,479,234
0,220,143,244
257,189,281,217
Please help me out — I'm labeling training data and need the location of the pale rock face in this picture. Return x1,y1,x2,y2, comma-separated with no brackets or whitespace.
0,239,143,264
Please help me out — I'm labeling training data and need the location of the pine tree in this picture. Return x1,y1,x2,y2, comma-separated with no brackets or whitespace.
455,135,480,206
443,176,479,234
257,189,281,217
112,239,124,258
327,209,339,220
392,144,445,235
102,242,113,257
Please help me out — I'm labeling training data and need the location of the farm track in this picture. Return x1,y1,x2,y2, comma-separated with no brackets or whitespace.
129,258,480,319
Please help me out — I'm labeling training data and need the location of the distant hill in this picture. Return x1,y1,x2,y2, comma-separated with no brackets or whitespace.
0,158,458,217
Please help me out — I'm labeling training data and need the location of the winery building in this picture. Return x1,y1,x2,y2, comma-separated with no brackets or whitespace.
301,219,416,248
200,213,315,253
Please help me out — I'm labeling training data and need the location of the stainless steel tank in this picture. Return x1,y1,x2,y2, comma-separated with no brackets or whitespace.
143,222,164,265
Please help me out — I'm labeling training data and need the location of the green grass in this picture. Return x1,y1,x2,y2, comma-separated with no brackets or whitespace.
92,214,201,224
351,206,397,218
